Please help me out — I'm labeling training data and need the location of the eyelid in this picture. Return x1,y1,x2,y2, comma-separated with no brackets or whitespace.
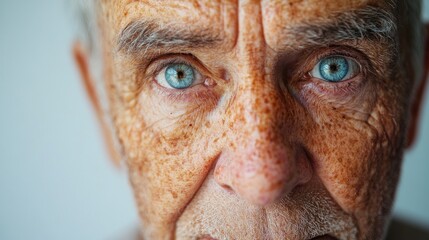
146,54,209,78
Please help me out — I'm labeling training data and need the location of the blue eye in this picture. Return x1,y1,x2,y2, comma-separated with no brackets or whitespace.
163,63,195,89
155,61,206,90
310,56,360,82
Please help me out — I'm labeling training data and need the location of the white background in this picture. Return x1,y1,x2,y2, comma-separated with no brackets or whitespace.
0,1,428,239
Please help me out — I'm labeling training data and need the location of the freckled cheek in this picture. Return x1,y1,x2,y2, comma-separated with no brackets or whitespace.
118,94,219,160
113,74,225,198
314,122,396,215
121,109,223,218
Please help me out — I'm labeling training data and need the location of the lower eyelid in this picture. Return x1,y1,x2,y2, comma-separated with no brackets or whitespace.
308,75,364,97
151,78,220,105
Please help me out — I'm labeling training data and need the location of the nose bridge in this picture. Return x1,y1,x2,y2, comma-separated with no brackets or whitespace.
221,57,298,206
231,26,285,144
235,0,266,85
231,78,284,144
212,1,312,206
232,0,281,135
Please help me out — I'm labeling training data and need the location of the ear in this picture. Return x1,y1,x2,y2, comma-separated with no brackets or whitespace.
406,24,429,149
72,41,121,166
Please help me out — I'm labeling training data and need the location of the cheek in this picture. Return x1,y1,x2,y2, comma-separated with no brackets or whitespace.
114,85,226,229
307,95,404,229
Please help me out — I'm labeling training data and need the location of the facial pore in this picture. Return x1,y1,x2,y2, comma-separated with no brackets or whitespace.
96,0,415,239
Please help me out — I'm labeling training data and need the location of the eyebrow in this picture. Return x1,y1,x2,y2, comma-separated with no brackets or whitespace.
117,20,223,55
117,5,396,55
281,6,397,49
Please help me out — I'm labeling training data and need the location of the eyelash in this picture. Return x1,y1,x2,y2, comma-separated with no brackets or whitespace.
150,56,198,78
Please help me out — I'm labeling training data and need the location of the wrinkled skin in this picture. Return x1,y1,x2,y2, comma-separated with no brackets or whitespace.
74,0,427,239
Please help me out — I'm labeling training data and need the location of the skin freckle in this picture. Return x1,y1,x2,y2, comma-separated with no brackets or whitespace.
76,0,428,239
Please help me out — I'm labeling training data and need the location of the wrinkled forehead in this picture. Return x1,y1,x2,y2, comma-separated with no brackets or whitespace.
102,0,394,50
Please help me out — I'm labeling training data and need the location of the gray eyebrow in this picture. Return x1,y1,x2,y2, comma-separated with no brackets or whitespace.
117,6,396,54
281,6,397,49
117,20,222,55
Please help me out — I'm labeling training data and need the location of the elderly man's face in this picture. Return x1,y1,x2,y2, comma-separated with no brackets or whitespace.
78,0,425,239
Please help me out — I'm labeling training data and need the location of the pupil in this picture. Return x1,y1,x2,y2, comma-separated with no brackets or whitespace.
329,64,338,72
177,70,184,79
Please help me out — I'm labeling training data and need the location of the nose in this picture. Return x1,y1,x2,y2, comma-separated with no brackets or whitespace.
213,0,312,206
213,84,313,206
214,144,312,206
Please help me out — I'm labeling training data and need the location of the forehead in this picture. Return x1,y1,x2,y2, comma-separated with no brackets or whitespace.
105,0,391,22
103,0,392,50
107,0,389,17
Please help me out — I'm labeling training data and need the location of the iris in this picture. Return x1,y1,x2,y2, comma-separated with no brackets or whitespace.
165,63,195,89
319,56,349,82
